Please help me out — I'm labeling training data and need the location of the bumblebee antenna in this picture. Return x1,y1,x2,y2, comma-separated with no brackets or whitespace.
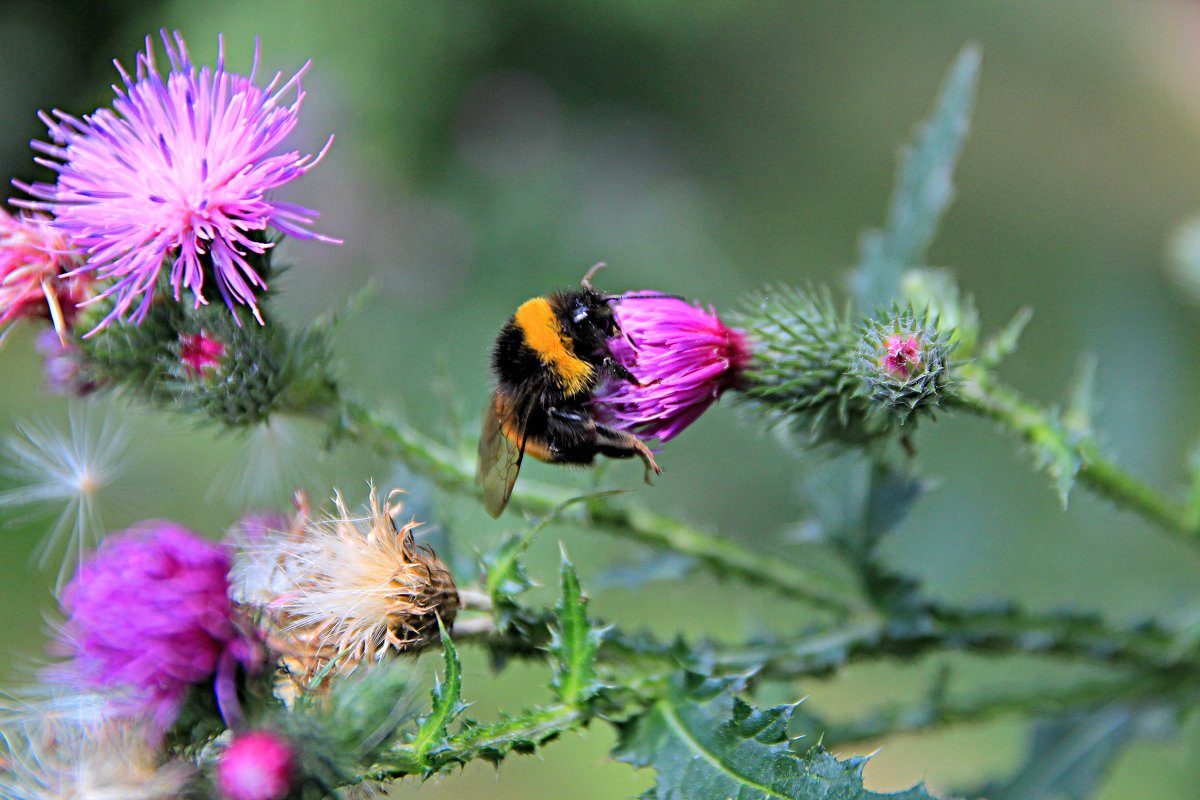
581,262,607,289
604,292,685,303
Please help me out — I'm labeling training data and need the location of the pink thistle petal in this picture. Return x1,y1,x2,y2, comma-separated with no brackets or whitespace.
0,209,90,338
179,330,226,377
15,30,340,334
593,292,750,442
882,334,921,378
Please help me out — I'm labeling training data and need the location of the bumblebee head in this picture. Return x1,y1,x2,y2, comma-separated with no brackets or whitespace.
561,286,619,356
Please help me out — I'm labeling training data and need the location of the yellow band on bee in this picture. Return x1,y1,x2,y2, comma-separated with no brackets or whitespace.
515,297,593,396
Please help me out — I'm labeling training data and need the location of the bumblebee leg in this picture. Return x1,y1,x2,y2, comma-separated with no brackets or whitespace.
603,356,662,388
592,424,663,484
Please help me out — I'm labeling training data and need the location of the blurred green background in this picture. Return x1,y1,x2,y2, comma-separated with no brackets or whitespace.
4,1,1200,797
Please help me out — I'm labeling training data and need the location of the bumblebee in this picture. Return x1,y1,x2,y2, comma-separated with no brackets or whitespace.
477,264,663,517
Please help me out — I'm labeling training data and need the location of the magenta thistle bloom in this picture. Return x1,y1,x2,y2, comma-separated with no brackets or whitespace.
16,30,339,332
180,330,226,377
0,209,89,340
881,334,921,378
593,293,750,442
216,730,296,800
54,521,258,731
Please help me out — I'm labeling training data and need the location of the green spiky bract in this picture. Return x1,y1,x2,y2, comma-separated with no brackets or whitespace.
733,286,874,446
73,248,337,428
853,306,955,432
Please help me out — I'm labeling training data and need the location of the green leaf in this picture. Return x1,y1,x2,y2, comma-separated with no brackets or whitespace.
977,706,1176,800
1063,355,1097,437
801,454,927,562
851,44,981,310
482,532,536,629
978,306,1033,368
615,673,943,800
408,619,467,765
1030,415,1082,509
550,550,604,706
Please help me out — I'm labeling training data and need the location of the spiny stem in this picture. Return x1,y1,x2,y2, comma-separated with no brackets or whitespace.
956,368,1194,537
331,398,867,616
820,673,1161,746
707,607,1194,680
369,704,588,779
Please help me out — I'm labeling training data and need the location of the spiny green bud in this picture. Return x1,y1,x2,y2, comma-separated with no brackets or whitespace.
73,285,337,428
853,306,954,430
733,286,875,445
899,268,978,357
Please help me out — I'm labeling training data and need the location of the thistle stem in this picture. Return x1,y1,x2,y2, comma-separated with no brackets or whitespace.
820,673,1162,746
956,368,1194,538
331,399,867,616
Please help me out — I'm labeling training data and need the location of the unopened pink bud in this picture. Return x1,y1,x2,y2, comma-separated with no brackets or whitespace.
881,334,921,378
180,332,226,377
216,730,295,800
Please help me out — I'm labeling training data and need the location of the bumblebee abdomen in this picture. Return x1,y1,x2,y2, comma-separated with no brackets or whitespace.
504,296,595,397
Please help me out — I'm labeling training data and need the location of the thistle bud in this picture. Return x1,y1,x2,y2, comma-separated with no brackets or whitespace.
900,268,979,356
733,286,872,445
231,489,459,695
216,730,296,800
853,307,954,429
180,331,227,378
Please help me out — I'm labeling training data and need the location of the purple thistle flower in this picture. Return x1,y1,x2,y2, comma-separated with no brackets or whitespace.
15,30,339,333
593,293,750,442
54,520,259,731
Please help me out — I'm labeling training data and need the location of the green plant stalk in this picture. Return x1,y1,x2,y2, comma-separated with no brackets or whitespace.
369,703,587,779
819,672,1159,746
711,606,1193,680
331,399,866,616
956,367,1193,537
358,633,1172,783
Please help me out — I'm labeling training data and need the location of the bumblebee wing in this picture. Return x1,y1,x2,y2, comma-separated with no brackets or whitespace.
478,391,527,518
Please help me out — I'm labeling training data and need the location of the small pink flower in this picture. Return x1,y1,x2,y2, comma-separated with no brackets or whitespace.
16,30,339,333
0,209,89,339
882,334,921,378
180,331,225,377
53,521,259,732
593,293,750,442
216,731,296,800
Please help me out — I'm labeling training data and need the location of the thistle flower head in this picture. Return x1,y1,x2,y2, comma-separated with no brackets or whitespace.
593,293,750,442
16,30,339,332
53,521,258,731
0,209,89,341
215,730,296,800
231,488,459,692
853,307,955,429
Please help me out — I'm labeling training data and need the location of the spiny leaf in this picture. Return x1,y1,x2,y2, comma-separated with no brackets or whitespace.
800,454,927,562
408,619,467,765
614,673,943,800
1063,354,1097,437
978,306,1033,368
977,705,1176,800
1030,414,1082,509
851,44,981,310
482,532,536,629
550,550,603,706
